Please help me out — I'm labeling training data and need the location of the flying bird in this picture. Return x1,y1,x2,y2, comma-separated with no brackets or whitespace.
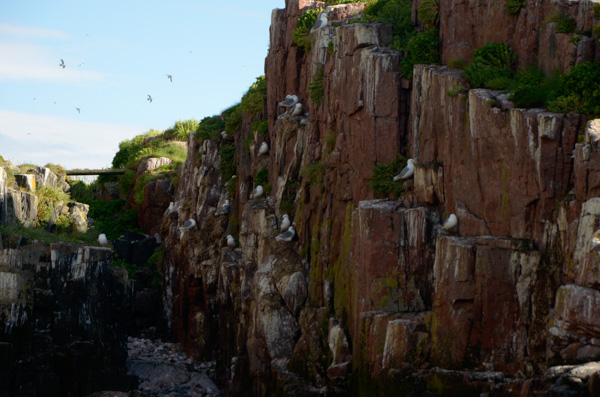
147,95,153,103
310,13,328,34
75,108,80,114
280,214,291,232
226,234,236,248
250,185,264,200
275,226,296,242
442,214,458,231
178,218,196,239
166,74,173,82
78,63,84,67
393,159,415,181
259,142,269,155
59,59,66,68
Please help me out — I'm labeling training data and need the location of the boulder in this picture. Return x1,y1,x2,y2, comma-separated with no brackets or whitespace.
113,231,159,267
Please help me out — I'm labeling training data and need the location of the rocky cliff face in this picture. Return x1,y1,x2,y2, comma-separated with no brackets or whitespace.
161,0,600,395
0,242,135,396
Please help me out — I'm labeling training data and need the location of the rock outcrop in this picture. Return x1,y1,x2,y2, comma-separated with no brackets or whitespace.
158,0,600,395
0,241,135,396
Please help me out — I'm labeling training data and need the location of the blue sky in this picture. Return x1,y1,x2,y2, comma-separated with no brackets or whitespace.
0,1,281,169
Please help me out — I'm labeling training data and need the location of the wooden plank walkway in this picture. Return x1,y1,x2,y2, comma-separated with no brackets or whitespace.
65,168,128,176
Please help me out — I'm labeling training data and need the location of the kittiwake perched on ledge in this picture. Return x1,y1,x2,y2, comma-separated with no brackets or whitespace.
278,95,298,108
275,226,296,242
250,185,264,200
290,102,303,117
310,12,328,34
280,214,291,231
393,159,415,181
217,199,231,216
98,233,109,246
442,214,457,232
592,230,600,250
178,218,196,239
226,234,236,248
259,142,269,155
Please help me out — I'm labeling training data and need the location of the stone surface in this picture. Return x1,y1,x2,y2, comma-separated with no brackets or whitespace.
113,231,159,267
5,188,37,227
14,174,36,192
0,242,134,396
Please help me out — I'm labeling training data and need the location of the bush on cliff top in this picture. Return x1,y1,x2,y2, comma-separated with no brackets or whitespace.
195,115,225,140
293,8,322,52
462,42,516,89
370,154,407,199
547,61,600,116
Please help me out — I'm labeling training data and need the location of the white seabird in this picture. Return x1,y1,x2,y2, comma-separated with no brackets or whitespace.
226,234,236,248
59,59,66,68
393,159,415,181
278,95,298,108
275,226,296,242
147,95,153,103
98,233,109,246
217,199,231,215
300,117,310,125
178,218,196,239
166,74,173,82
290,103,303,117
310,12,328,33
259,142,269,155
250,185,264,200
280,214,291,231
592,230,600,250
442,214,458,231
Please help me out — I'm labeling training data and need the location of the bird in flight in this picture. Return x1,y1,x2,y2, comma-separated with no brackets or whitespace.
75,108,80,113
147,95,152,103
166,74,172,82
59,59,66,68
78,63,84,67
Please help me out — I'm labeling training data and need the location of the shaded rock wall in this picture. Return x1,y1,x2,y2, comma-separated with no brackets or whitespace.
0,242,135,397
161,0,600,395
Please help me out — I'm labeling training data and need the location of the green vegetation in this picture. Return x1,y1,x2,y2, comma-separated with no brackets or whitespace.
547,61,600,116
324,130,337,153
252,119,269,136
279,179,298,214
508,67,562,108
35,185,71,226
301,160,328,187
365,0,415,50
505,0,525,15
195,115,224,140
400,29,440,78
309,65,325,105
462,42,516,89
370,154,407,198
254,167,269,187
418,0,439,29
164,119,199,141
223,103,243,136
446,81,468,97
240,76,267,118
447,57,467,70
219,143,236,182
543,11,576,34
87,199,140,241
0,224,97,245
593,4,600,17
293,8,322,52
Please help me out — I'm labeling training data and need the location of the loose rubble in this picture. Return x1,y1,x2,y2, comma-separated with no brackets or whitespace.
126,337,221,397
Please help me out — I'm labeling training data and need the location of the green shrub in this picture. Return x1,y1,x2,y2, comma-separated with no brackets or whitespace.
446,82,468,97
164,119,198,141
594,24,600,40
448,57,467,70
508,67,562,108
547,61,600,116
252,119,269,137
324,130,336,153
88,198,140,240
279,179,298,214
119,170,136,197
556,17,576,34
301,160,328,187
223,103,243,136
370,154,407,198
35,185,71,226
372,0,415,50
462,42,516,88
505,0,525,15
309,65,325,105
219,143,236,182
195,115,225,140
69,180,97,203
593,4,600,18
400,29,440,78
293,8,322,52
418,0,439,28
240,76,267,118
255,167,269,187
112,130,163,169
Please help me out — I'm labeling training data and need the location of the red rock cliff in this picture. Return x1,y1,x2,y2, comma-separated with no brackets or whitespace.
160,0,600,395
